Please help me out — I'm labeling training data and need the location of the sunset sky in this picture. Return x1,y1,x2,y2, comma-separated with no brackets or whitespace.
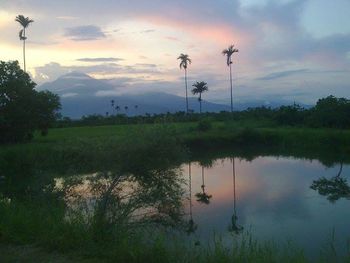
1,0,349,104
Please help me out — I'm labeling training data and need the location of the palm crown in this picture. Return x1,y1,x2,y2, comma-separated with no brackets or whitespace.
15,15,34,32
191,81,208,95
222,45,239,66
177,54,191,69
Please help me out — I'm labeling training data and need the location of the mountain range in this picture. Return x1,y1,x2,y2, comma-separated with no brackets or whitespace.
38,72,309,119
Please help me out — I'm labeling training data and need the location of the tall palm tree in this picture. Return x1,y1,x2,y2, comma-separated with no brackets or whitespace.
111,100,115,115
191,81,208,114
177,54,191,113
222,45,238,113
15,15,34,72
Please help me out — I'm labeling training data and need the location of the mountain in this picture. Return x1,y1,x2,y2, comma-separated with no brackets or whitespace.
38,72,231,118
38,72,311,119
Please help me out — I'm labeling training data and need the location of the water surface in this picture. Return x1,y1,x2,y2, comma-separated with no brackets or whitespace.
182,157,350,256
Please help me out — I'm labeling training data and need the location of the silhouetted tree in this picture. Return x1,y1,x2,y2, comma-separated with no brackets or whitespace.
110,99,115,114
178,54,191,114
191,81,208,114
0,61,60,143
222,45,238,113
15,15,34,72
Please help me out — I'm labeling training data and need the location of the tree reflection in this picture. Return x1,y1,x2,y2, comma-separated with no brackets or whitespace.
186,163,197,234
195,166,212,204
228,158,243,234
60,166,185,239
311,162,350,203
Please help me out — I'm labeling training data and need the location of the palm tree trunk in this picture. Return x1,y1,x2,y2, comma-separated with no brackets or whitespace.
185,68,189,114
199,94,202,114
229,63,233,113
23,28,26,72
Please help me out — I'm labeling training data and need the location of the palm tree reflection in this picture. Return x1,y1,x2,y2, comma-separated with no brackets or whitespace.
228,158,243,234
186,163,198,234
311,162,350,203
195,166,212,205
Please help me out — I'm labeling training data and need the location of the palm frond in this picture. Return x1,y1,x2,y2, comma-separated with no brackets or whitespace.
178,53,191,69
15,15,34,28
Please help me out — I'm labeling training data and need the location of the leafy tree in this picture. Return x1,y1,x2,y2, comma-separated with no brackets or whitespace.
0,61,61,143
15,15,34,72
274,104,306,126
308,95,350,128
191,81,208,113
222,45,238,112
178,54,191,114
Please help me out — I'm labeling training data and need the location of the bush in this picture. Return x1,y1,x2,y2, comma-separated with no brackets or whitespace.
196,119,212,131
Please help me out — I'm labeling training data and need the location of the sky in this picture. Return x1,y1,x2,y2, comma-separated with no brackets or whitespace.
0,0,350,104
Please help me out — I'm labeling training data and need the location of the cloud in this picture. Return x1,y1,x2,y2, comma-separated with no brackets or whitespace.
134,63,157,68
64,25,106,41
140,29,155,33
76,57,124,62
256,69,310,81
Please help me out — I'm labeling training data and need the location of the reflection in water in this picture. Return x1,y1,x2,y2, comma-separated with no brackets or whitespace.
186,163,197,234
228,158,243,234
59,168,185,237
195,166,212,205
311,162,350,203
182,157,350,257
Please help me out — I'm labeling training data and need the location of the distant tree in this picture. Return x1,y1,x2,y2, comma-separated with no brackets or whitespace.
178,54,191,113
124,106,128,116
115,105,120,114
222,45,238,112
275,104,306,126
191,81,208,114
15,15,34,72
110,99,115,114
0,61,60,143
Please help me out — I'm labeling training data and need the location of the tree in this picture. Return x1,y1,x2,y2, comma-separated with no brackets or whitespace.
191,81,208,114
177,54,191,114
15,15,34,72
222,45,238,112
308,95,350,128
0,61,60,143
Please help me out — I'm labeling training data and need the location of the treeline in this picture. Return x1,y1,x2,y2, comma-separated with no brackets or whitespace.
55,95,350,129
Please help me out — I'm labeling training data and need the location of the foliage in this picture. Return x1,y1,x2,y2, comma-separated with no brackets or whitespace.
0,61,61,143
196,119,212,131
307,95,350,128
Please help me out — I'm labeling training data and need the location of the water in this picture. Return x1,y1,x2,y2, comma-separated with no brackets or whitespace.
181,156,350,256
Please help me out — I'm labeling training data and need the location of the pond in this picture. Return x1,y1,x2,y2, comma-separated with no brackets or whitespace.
181,156,350,258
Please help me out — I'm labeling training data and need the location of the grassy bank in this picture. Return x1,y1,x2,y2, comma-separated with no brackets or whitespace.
1,121,350,173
